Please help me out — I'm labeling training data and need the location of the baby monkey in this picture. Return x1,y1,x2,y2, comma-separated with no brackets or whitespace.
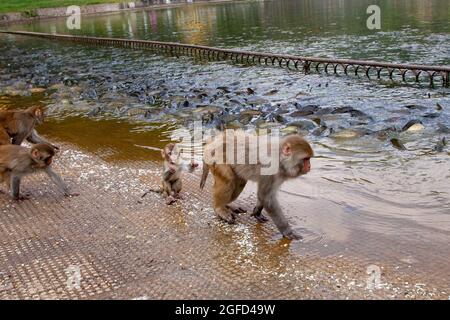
143,143,198,205
0,143,72,200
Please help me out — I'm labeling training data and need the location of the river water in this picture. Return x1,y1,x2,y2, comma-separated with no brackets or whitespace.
0,0,449,279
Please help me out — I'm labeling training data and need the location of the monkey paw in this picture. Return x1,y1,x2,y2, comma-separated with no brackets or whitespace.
215,208,236,224
165,196,177,205
175,193,184,200
65,192,80,197
283,230,303,240
226,204,247,214
14,195,30,201
252,213,269,223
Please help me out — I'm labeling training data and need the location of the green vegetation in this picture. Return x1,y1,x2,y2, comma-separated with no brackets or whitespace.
0,0,127,14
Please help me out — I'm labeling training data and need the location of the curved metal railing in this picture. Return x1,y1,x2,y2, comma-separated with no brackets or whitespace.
1,30,449,87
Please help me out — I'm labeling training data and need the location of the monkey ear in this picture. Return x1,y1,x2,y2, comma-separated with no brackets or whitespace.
282,143,292,156
161,149,165,159
31,149,40,160
34,108,42,118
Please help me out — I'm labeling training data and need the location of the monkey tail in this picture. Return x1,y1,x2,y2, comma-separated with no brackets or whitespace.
141,188,163,198
199,161,209,190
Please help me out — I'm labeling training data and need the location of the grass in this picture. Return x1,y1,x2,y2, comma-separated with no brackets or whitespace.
0,0,128,14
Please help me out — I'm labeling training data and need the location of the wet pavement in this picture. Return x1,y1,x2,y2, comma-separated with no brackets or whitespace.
0,143,448,299
1,0,449,300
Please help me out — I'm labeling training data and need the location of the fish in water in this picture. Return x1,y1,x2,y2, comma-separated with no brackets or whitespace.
332,106,356,114
423,113,440,119
433,137,447,152
390,137,407,150
437,123,450,134
264,89,279,96
331,129,365,139
402,119,424,132
404,104,427,111
217,86,231,93
286,119,318,131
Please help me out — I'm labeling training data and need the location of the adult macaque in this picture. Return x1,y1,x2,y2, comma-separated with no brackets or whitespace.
200,131,313,240
0,106,58,148
0,144,71,200
142,143,198,205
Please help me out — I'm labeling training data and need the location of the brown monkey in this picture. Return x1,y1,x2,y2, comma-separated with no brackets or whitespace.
142,143,197,205
200,131,313,240
0,106,57,148
0,143,71,200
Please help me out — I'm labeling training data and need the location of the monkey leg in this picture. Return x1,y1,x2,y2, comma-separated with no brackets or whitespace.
2,171,11,193
212,165,240,224
162,180,172,197
225,177,247,214
0,173,4,194
251,200,269,223
165,195,176,205
257,177,302,240
9,175,30,201
171,179,183,199
160,180,177,205
0,128,10,145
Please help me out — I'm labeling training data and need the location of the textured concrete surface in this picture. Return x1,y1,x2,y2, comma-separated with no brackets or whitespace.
0,144,448,299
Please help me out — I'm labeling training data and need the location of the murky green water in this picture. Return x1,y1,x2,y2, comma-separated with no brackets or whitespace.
1,0,449,270
8,0,450,64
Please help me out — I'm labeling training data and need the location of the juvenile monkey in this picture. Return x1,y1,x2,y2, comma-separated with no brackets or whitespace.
0,106,57,148
143,143,197,205
0,143,71,200
200,132,313,240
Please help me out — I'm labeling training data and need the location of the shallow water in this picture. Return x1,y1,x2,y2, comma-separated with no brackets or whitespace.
0,0,449,274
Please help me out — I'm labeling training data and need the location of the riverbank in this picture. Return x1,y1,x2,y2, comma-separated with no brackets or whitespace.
0,0,235,26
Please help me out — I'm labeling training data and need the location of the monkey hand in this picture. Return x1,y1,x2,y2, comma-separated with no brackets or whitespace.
168,165,177,174
282,229,303,240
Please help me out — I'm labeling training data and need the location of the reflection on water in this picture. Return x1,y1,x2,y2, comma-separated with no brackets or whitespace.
9,0,450,64
1,0,450,270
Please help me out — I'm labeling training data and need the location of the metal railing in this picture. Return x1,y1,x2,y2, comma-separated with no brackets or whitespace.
1,30,449,87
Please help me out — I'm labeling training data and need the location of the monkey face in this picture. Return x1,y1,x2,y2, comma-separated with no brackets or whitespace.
33,153,53,169
162,143,182,166
281,141,312,178
168,145,182,165
30,144,56,169
34,108,45,124
300,157,311,174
